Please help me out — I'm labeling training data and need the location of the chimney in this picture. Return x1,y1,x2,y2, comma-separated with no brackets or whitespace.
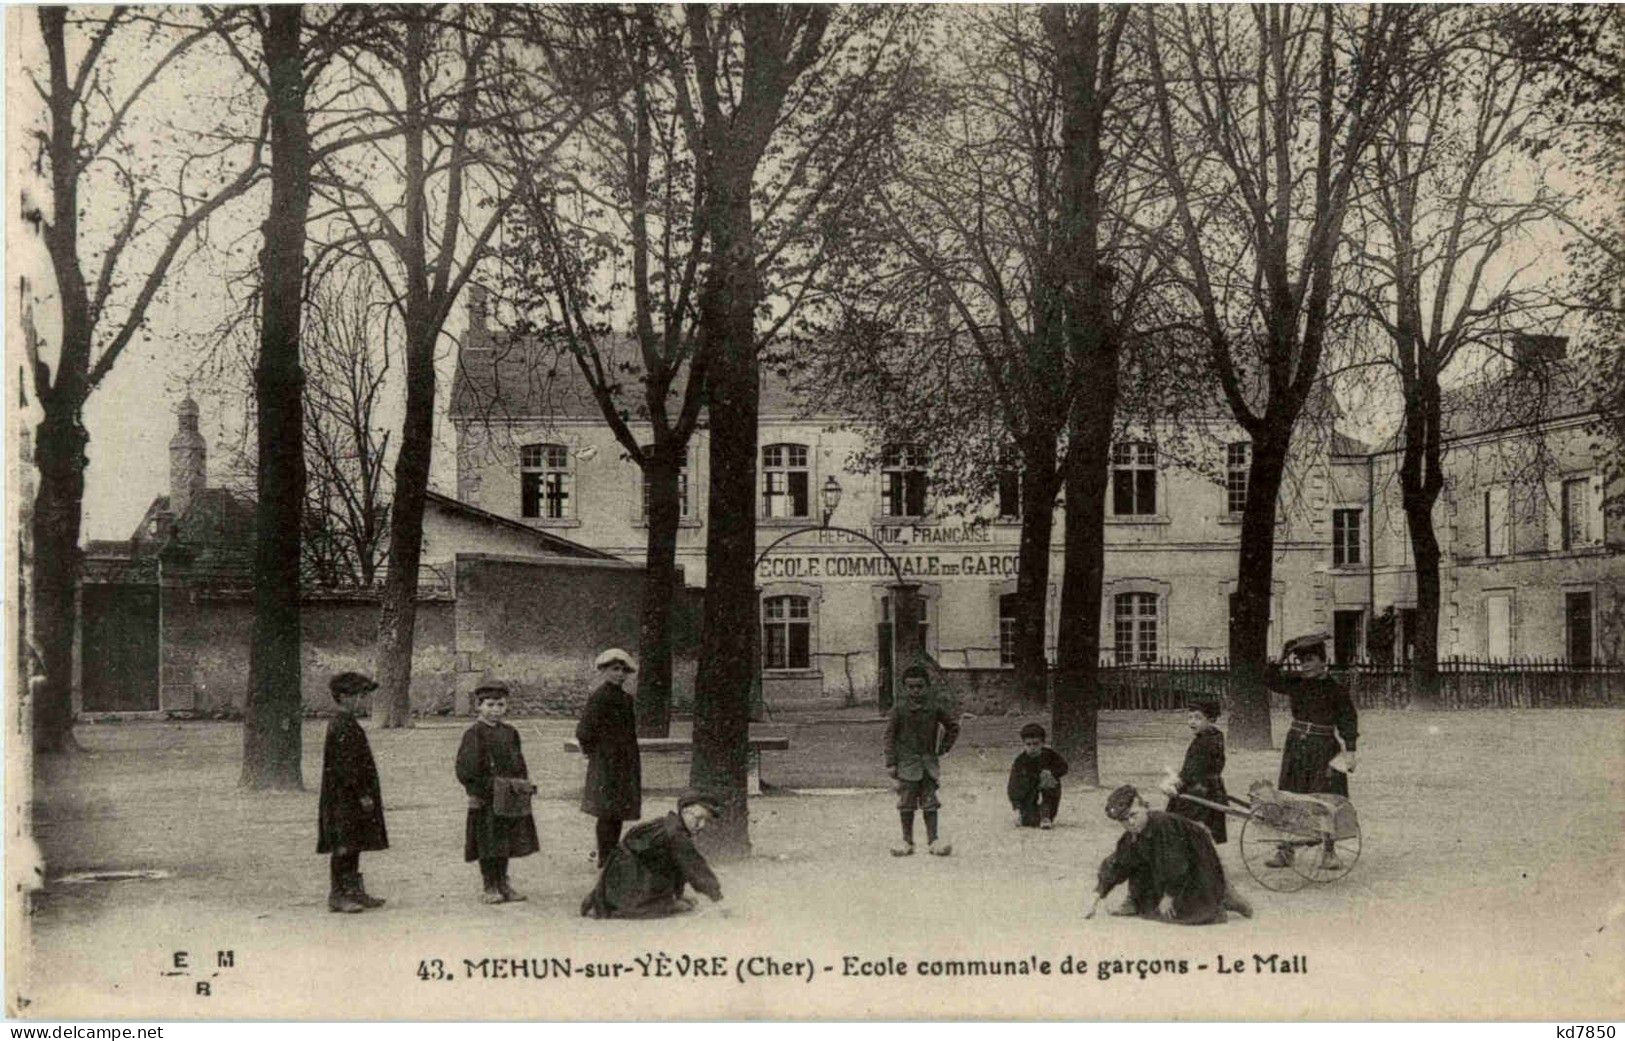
169,396,207,518
468,283,490,339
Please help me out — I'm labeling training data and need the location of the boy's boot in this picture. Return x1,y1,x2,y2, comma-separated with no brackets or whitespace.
1222,884,1254,919
497,874,527,903
347,873,385,909
328,885,365,913
481,882,504,904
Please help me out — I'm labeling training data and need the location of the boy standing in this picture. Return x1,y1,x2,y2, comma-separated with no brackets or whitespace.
1162,698,1229,843
884,664,960,856
1007,722,1069,828
576,648,642,868
316,672,388,913
1264,632,1359,868
456,683,540,903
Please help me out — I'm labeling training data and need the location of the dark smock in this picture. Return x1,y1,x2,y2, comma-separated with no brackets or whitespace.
579,812,722,919
1168,726,1228,843
884,697,960,781
1006,748,1069,826
1266,667,1358,797
1095,811,1230,925
576,681,642,821
316,713,388,853
456,720,541,862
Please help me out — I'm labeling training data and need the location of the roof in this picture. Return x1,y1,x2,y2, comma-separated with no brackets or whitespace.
424,490,619,560
449,322,811,425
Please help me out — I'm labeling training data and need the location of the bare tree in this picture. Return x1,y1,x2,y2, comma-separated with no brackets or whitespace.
22,8,264,754
302,261,393,588
316,5,612,727
1143,6,1426,748
1350,8,1561,703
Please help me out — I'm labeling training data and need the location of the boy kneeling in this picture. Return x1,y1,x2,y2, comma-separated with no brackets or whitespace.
1086,785,1253,925
580,791,724,919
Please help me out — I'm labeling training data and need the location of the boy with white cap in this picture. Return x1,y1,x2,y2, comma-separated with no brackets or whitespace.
577,648,643,867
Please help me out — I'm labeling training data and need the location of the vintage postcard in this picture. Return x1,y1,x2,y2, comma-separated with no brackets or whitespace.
7,3,1623,1023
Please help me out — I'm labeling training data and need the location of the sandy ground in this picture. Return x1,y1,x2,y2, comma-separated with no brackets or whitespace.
10,709,1625,1021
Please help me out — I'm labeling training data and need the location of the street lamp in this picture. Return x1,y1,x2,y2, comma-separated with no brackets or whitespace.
821,476,842,527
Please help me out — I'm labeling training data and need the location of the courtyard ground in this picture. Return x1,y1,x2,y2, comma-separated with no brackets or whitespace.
10,708,1624,1020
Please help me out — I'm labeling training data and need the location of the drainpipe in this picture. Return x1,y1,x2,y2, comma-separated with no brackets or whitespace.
1367,454,1376,658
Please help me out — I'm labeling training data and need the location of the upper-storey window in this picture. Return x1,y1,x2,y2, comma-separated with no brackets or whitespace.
762,443,810,519
520,443,572,520
1225,442,1250,515
1111,442,1157,516
881,443,928,518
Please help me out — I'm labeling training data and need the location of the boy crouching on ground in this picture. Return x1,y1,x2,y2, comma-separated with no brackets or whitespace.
1008,722,1069,828
581,790,724,919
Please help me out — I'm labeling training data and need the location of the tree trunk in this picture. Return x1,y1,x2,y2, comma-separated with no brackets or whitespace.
636,449,683,736
241,4,309,790
1012,434,1059,710
1054,381,1114,785
376,323,436,727
689,172,759,859
1227,428,1289,751
30,406,87,754
1399,378,1445,707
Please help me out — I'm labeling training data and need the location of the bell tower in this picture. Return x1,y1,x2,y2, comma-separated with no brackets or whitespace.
169,396,207,518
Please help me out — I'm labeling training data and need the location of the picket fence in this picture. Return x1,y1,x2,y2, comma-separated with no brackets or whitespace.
1091,657,1624,710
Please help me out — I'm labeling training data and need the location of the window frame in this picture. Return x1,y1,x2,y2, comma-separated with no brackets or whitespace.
1561,477,1591,550
1110,442,1158,517
879,442,929,520
1225,441,1251,516
761,442,812,521
638,443,692,523
1332,508,1363,567
520,443,574,521
1113,591,1160,664
998,592,1019,666
762,594,813,672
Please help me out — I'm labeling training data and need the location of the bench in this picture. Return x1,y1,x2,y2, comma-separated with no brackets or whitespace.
563,736,791,796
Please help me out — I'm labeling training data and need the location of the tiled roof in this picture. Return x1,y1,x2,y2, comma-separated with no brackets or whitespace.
423,491,619,560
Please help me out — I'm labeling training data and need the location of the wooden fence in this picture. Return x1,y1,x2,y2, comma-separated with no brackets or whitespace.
1091,657,1625,711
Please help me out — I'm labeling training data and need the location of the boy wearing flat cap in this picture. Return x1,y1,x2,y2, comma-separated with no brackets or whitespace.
1263,632,1359,868
317,672,388,913
576,648,643,868
1007,722,1069,828
456,682,540,903
580,790,724,919
1087,785,1252,925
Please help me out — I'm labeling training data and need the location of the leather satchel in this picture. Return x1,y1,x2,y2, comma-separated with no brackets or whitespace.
491,776,536,818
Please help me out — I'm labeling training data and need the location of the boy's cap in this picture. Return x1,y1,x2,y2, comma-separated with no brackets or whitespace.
1104,784,1140,820
901,663,929,682
1284,631,1331,657
1019,722,1047,740
329,671,378,697
677,789,723,817
473,682,511,702
595,648,637,672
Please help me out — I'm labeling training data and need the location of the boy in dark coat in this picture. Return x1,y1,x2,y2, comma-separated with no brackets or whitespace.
456,683,540,903
1162,698,1229,843
884,663,960,856
1263,633,1359,868
317,671,388,913
580,790,723,919
1086,785,1252,925
577,648,643,868
1007,722,1069,828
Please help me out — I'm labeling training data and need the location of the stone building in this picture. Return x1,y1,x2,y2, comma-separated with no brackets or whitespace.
77,398,688,717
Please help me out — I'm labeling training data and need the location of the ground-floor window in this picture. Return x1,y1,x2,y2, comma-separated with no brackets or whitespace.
1113,592,1158,664
1566,591,1593,667
763,595,812,670
1333,609,1364,664
998,593,1018,665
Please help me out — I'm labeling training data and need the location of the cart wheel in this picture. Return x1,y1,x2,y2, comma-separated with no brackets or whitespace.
1239,808,1314,893
1290,826,1362,884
